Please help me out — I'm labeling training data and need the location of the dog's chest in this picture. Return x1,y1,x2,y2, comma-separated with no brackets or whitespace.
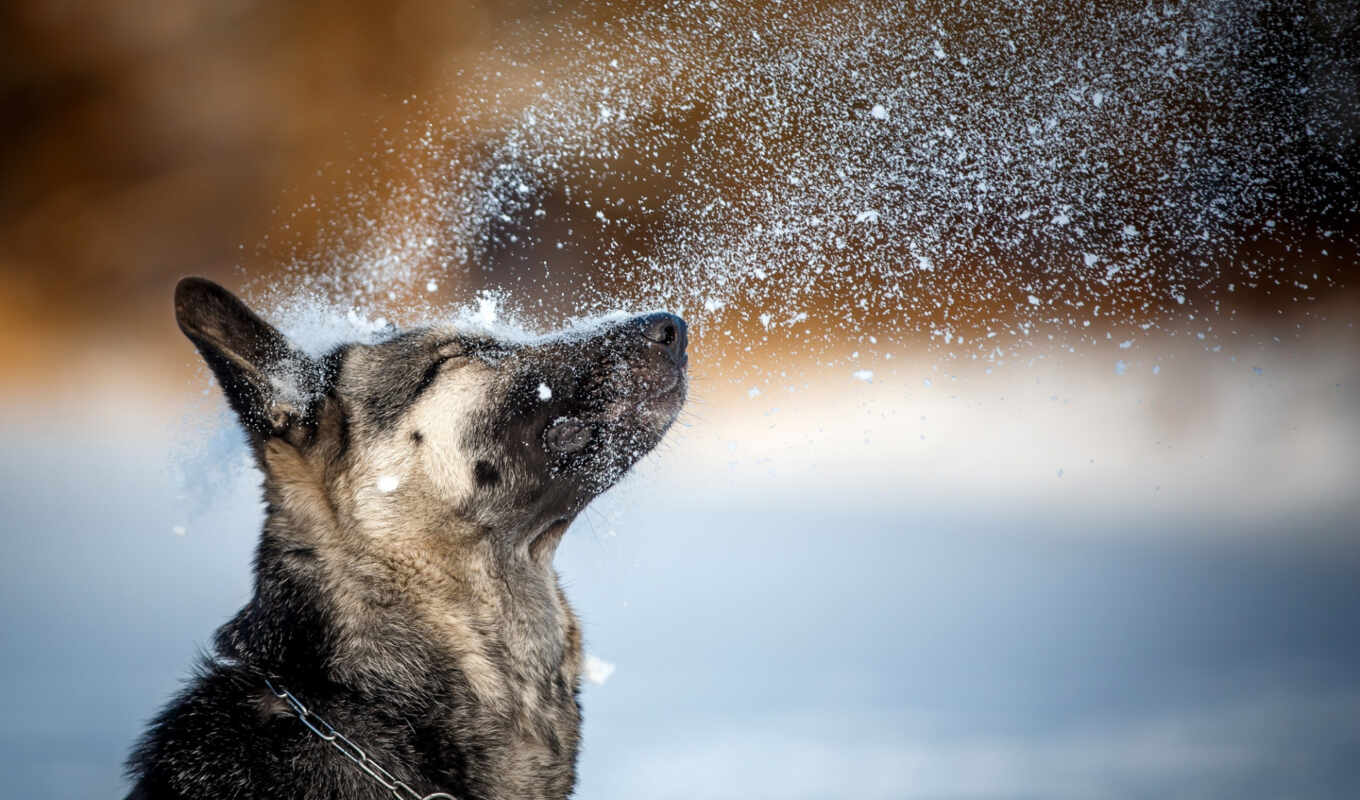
500,694,581,798
444,666,581,800
433,600,583,798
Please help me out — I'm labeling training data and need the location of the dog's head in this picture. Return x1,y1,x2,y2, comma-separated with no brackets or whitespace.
175,278,687,562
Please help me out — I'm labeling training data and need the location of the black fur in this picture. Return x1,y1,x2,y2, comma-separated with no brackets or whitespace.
360,334,456,431
126,551,487,800
474,461,501,488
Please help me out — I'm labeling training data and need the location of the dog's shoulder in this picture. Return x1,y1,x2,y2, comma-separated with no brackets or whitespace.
125,657,307,799
126,652,466,799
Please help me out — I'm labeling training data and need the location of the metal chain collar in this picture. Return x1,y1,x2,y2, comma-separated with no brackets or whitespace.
264,678,457,800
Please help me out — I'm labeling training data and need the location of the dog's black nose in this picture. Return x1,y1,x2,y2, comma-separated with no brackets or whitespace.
636,312,688,362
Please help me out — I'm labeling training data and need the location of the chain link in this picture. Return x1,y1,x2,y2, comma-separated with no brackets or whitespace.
265,678,457,800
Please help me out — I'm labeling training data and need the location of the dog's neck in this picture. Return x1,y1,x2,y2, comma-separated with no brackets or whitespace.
218,442,580,708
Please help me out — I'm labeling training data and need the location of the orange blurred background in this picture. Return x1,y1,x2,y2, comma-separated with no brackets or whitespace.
0,0,565,388
1,0,1355,398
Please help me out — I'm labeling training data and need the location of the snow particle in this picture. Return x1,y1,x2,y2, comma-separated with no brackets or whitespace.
852,369,874,383
248,1,1335,400
584,654,616,686
377,475,400,493
473,293,500,325
537,382,553,401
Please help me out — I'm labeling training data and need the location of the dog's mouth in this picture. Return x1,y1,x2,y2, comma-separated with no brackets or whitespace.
648,364,686,399
528,517,572,561
493,310,688,501
542,361,687,456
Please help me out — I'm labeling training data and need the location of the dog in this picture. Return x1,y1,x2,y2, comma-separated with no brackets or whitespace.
126,278,688,799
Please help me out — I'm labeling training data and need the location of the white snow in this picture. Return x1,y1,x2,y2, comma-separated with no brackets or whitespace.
241,0,1342,405
473,292,500,326
584,654,615,685
537,382,553,401
377,475,400,493
852,370,874,383
342,308,392,340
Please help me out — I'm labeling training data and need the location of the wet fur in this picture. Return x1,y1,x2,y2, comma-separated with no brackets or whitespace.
126,279,687,799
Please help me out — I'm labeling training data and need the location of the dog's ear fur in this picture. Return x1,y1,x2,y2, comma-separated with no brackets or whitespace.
175,277,323,445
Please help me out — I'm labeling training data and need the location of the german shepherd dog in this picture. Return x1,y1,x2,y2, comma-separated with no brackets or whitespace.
126,278,688,799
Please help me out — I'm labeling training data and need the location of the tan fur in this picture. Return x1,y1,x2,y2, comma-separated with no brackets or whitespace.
264,369,577,755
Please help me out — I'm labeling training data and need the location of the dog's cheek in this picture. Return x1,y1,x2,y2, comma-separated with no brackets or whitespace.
403,369,493,506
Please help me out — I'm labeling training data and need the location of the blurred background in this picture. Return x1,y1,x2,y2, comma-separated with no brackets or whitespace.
2,1,1359,798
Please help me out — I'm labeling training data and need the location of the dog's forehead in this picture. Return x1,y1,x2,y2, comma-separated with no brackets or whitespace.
343,326,508,371
330,327,483,428
339,328,438,380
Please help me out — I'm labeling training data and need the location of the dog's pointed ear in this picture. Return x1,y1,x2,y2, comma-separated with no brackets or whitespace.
175,277,322,440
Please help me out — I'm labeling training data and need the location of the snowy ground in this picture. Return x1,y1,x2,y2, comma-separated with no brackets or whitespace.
2,336,1357,799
